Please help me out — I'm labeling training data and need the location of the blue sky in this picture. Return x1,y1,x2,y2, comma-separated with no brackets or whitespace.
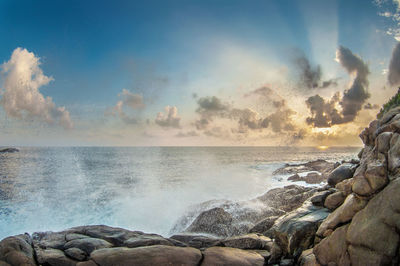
0,0,399,146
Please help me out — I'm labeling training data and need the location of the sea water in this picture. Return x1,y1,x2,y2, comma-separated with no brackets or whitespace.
0,146,359,239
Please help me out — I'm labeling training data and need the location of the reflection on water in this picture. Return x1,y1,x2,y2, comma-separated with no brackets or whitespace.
0,146,360,239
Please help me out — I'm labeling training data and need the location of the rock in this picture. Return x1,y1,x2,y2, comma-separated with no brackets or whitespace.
298,248,319,266
36,248,77,266
327,163,357,186
0,148,19,153
375,131,393,154
364,161,388,191
256,185,316,213
360,120,378,146
77,261,98,266
170,234,221,249
33,231,68,249
273,160,336,177
201,246,264,266
388,133,400,173
0,234,36,266
249,216,279,235
66,233,89,242
69,225,140,246
316,194,367,237
378,106,400,125
185,207,233,237
270,201,330,259
310,190,334,207
287,173,300,181
222,234,272,250
64,237,113,255
124,234,173,248
346,177,400,265
65,247,87,261
91,245,202,266
313,224,350,265
323,191,345,210
280,258,294,265
335,178,354,196
252,249,271,260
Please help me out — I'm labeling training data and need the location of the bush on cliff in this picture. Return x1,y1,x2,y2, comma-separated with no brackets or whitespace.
377,87,400,118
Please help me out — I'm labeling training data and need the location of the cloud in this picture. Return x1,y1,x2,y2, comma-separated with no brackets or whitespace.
119,88,145,109
107,89,144,124
364,103,380,110
0,47,73,129
175,130,199,138
292,51,338,90
155,105,181,128
194,96,230,130
388,42,400,86
306,46,370,127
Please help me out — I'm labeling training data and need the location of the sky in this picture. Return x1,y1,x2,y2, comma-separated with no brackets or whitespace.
1,0,400,146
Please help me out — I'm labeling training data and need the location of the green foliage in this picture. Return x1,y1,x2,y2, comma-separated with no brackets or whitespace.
377,88,400,119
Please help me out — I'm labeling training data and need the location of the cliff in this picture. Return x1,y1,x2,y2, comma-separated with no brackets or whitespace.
1,108,400,265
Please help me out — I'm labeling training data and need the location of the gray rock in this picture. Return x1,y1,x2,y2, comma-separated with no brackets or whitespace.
310,190,334,207
36,248,77,266
65,247,86,261
249,216,279,235
201,246,264,266
0,234,36,266
222,234,272,250
91,245,202,266
327,163,357,186
270,201,330,259
323,191,345,210
124,234,173,248
185,207,233,237
170,234,221,249
64,237,113,255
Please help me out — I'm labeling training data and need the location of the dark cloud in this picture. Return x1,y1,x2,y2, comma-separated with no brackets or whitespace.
388,42,400,86
155,106,181,128
292,51,338,90
306,46,370,127
197,96,229,112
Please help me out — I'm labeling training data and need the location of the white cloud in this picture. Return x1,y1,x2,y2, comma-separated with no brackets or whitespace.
0,47,73,129
155,106,181,128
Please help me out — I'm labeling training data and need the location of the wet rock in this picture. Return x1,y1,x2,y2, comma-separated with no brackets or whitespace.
33,231,68,249
249,216,279,235
124,234,173,248
222,234,272,250
346,177,400,265
36,248,77,266
316,194,367,237
270,201,330,259
310,190,334,207
313,224,350,266
64,237,113,255
0,148,19,153
0,234,36,266
91,245,202,266
201,246,264,266
327,163,357,186
185,207,233,237
65,247,87,261
323,191,345,210
279,258,294,265
170,234,221,249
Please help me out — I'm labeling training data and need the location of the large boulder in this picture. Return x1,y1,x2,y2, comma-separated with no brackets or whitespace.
269,201,330,260
35,248,77,266
64,237,113,255
0,234,36,266
323,191,345,210
249,216,279,235
91,245,202,266
345,177,400,265
185,207,233,237
327,163,357,186
201,246,264,266
169,234,221,249
316,194,367,238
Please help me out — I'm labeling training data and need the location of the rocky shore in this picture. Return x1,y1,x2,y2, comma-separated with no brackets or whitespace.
2,107,400,265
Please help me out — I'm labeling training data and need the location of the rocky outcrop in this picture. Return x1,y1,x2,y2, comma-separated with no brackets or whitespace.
0,148,19,153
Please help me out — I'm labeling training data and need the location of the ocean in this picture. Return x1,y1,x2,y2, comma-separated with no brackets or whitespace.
0,146,360,240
